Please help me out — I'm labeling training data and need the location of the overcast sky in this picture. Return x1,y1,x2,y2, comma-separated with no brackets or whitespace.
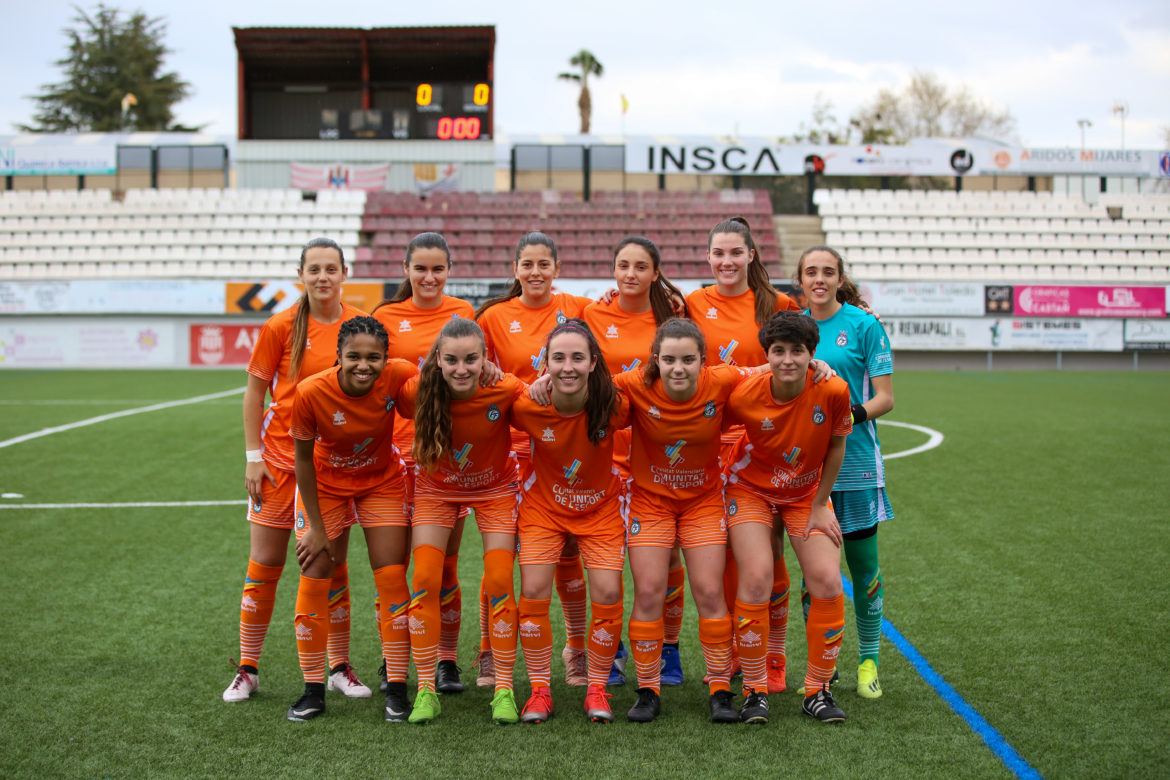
2,0,1167,148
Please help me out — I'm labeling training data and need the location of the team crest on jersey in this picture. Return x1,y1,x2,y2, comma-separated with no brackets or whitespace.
295,511,306,531
836,330,849,347
385,396,395,412
812,405,825,425
598,427,608,439
555,310,567,324
703,400,716,418
486,404,501,422
629,518,641,536
727,499,737,516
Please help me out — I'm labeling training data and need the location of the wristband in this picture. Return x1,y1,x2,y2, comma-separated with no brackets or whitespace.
850,403,868,423
245,449,264,463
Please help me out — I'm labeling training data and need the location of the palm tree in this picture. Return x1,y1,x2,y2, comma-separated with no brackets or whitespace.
558,50,603,134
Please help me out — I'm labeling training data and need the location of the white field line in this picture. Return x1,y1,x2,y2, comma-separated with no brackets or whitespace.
0,500,248,509
0,387,245,450
879,420,945,459
0,399,241,405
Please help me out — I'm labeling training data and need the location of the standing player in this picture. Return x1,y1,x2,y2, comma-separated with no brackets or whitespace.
372,232,475,695
724,311,852,724
476,232,595,688
584,237,691,686
797,246,894,699
614,318,757,723
686,217,802,694
510,320,630,724
400,317,526,725
224,237,371,704
286,316,418,722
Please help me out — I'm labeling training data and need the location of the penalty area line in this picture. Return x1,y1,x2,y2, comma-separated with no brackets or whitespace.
841,577,1041,780
0,387,246,450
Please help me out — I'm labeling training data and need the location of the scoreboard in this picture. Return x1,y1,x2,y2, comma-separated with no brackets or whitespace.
318,82,492,141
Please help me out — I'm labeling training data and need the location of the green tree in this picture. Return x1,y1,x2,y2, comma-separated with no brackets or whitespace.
19,4,191,133
849,70,1015,143
557,50,603,135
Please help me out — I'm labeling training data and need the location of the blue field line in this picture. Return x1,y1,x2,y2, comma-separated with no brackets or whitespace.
841,577,1042,780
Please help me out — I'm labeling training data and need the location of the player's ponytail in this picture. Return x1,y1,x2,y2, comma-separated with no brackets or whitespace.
709,216,778,325
643,318,706,387
413,317,485,471
290,237,347,379
475,231,559,318
545,319,618,446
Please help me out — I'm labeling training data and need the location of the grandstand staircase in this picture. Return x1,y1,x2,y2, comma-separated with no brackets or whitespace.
773,215,826,277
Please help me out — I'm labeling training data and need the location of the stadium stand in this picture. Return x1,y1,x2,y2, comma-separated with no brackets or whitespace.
358,189,780,280
816,188,1170,283
0,188,365,280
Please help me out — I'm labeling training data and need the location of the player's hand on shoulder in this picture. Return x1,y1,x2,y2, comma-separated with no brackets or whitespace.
528,374,553,406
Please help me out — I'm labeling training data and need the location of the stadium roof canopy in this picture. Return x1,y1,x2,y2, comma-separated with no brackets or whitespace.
232,26,495,77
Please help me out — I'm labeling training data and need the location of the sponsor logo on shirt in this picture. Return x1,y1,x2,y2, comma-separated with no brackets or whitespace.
622,357,642,372
509,320,522,333
665,439,686,466
760,416,774,431
705,307,718,319
454,442,474,471
332,410,347,425
605,324,619,338
718,340,738,364
542,427,556,442
563,459,582,486
486,404,501,422
836,330,848,347
783,445,802,466
812,405,825,425
399,320,412,332
703,400,716,418
531,347,546,373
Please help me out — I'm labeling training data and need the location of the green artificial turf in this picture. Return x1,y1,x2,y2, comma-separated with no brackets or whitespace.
0,369,1166,778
